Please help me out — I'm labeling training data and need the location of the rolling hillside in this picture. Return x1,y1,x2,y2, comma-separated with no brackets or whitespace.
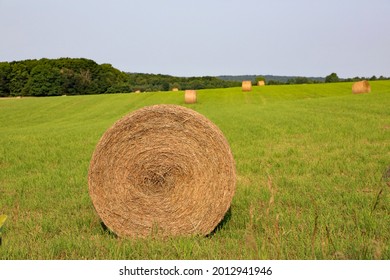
0,81,389,259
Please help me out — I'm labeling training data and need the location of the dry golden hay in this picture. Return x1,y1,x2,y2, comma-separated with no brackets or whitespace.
352,80,371,94
135,90,141,93
88,105,236,238
257,80,265,86
242,81,252,91
184,90,197,104
172,88,179,92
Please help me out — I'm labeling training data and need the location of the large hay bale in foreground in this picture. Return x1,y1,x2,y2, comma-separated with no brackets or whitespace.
88,105,236,238
184,90,197,104
352,80,371,94
242,81,252,91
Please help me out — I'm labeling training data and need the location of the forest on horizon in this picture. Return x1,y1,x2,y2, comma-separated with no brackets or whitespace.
0,58,388,97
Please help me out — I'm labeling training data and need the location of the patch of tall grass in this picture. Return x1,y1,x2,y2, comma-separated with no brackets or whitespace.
0,81,389,259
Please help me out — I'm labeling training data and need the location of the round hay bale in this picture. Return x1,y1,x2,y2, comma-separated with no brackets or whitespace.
88,105,236,238
242,81,252,91
184,90,197,104
257,80,265,86
172,88,179,92
352,80,371,94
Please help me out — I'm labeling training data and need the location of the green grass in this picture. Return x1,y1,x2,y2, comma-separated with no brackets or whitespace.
0,81,389,259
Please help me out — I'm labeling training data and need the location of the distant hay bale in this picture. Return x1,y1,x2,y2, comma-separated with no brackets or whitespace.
352,80,371,94
172,88,179,92
135,90,141,93
184,90,197,104
242,81,252,91
88,105,236,238
257,80,265,86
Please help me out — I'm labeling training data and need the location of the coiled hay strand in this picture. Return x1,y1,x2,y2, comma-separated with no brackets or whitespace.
242,81,252,91
352,80,371,94
88,105,236,238
184,90,197,104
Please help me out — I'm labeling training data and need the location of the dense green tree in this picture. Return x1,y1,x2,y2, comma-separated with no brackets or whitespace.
27,64,62,96
96,63,124,92
161,82,170,91
267,80,284,85
9,63,30,96
60,67,77,95
325,72,340,83
287,77,312,84
170,82,181,90
106,83,133,93
0,62,11,96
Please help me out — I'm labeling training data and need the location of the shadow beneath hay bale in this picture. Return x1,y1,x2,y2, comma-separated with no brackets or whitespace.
207,207,232,238
100,221,118,238
98,208,233,239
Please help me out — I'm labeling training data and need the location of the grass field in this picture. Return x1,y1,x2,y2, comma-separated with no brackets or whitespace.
0,81,389,259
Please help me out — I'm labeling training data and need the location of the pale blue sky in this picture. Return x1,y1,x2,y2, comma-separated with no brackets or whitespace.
1,0,389,77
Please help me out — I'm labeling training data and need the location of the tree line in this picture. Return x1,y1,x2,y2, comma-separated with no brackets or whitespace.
123,73,240,93
220,73,389,86
0,58,240,97
1,58,388,97
323,72,389,83
269,72,389,85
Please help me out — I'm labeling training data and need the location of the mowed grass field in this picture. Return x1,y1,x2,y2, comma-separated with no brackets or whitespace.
0,81,389,259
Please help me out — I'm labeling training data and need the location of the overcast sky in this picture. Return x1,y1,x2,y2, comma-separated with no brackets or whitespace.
1,0,389,77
